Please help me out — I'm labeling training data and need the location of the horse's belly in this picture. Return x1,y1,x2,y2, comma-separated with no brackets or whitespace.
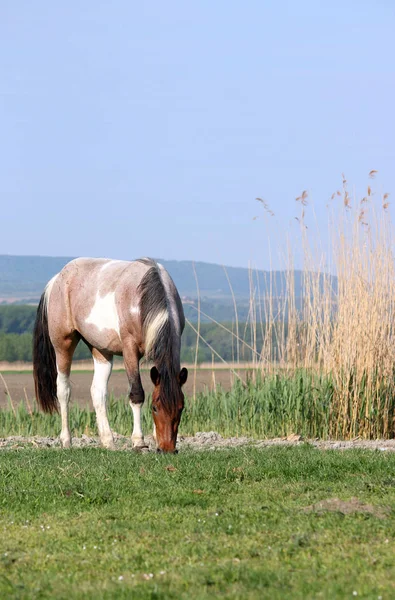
77,322,123,355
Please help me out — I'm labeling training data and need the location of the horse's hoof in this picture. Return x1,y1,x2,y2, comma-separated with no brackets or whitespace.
133,446,150,453
132,438,148,449
103,442,116,450
101,437,115,450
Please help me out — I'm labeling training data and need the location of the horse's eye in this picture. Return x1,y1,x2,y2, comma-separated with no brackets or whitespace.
152,405,158,414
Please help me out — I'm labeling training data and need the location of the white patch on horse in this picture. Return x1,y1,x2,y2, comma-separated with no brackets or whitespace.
85,292,120,337
130,305,140,316
158,263,180,334
100,260,123,271
43,274,58,313
145,309,168,357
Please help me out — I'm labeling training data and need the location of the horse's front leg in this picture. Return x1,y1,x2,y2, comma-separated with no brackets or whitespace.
124,343,147,449
90,348,115,449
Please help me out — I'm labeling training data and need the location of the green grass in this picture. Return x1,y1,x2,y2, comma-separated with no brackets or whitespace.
2,369,395,440
1,372,335,440
1,446,395,599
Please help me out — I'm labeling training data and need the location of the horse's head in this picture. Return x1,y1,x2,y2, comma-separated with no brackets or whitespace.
150,365,188,453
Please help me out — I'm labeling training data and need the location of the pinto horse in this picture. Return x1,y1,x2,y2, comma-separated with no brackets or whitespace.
32,257,188,453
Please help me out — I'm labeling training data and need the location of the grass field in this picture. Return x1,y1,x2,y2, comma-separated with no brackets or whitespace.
1,446,395,599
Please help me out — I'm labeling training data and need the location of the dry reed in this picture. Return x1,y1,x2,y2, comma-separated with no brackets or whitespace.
190,172,395,438
252,173,395,438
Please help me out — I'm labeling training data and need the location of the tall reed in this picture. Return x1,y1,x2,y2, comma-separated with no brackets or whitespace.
189,174,395,438
252,173,395,438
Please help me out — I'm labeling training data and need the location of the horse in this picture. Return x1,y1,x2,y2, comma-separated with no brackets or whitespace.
32,257,188,453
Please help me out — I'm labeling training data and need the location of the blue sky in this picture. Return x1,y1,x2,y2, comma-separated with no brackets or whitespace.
1,1,394,269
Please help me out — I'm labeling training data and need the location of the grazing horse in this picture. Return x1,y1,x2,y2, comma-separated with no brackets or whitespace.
32,257,188,453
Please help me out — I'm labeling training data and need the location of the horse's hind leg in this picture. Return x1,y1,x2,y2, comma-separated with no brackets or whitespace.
54,335,80,448
91,348,114,449
58,370,72,448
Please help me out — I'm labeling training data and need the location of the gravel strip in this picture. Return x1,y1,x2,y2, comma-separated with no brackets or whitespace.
1,431,395,452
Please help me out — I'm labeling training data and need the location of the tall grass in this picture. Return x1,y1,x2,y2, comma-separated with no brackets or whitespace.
0,371,335,439
253,173,395,438
191,173,395,439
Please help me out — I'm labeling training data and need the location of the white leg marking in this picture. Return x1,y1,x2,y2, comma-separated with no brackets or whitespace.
91,357,114,449
131,402,146,447
57,371,71,448
152,421,157,441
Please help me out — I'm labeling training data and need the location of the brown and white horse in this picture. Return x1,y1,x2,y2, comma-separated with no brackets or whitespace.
33,257,188,453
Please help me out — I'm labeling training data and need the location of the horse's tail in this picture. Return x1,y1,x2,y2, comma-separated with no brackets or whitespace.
33,281,58,413
137,260,173,365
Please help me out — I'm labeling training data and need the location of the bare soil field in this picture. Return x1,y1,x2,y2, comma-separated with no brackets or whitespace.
0,368,242,408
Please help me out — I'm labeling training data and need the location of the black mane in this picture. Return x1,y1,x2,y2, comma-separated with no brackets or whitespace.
137,258,183,412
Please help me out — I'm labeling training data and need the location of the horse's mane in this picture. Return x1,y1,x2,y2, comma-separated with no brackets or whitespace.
137,258,181,413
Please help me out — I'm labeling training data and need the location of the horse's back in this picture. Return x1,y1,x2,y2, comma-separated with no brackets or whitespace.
47,258,150,352
52,257,149,300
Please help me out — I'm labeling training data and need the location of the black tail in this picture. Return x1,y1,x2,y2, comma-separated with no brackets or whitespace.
33,292,58,413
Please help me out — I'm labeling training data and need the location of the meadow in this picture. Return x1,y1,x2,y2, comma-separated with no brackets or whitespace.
1,446,395,600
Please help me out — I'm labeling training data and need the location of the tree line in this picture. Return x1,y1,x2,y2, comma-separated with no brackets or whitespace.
0,305,263,363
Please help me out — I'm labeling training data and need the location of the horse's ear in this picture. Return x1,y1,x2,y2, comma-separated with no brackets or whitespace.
179,367,188,386
150,366,160,386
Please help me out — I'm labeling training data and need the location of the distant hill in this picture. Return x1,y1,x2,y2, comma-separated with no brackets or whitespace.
0,255,336,308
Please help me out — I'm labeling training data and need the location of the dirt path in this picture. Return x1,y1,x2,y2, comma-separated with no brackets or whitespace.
1,432,395,452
